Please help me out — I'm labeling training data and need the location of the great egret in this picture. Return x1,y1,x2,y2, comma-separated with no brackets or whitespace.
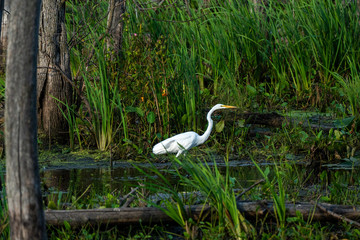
152,104,237,157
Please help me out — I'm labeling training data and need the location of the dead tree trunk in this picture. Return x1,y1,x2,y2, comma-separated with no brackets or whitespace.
0,0,9,73
5,0,47,238
37,0,73,142
106,0,127,58
0,0,3,37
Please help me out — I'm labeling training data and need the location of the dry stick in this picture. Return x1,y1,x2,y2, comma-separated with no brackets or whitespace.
123,187,139,200
236,179,265,200
120,187,139,207
122,197,135,208
312,201,360,228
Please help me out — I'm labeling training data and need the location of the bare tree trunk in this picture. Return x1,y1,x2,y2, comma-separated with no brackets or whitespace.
0,0,9,73
0,0,3,36
5,0,47,238
106,0,126,58
37,0,73,142
0,0,9,45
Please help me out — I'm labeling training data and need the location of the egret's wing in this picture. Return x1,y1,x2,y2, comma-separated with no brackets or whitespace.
153,132,198,154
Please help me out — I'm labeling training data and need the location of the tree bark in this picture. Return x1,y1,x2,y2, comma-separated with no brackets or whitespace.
37,0,73,142
0,0,3,37
106,0,127,58
0,0,9,45
0,0,9,73
44,201,360,227
5,0,47,238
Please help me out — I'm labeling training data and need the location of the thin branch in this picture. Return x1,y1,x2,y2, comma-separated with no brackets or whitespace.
312,201,360,228
120,187,139,207
236,179,265,200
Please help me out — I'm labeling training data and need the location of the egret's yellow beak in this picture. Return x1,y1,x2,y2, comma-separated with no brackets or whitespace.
222,105,238,109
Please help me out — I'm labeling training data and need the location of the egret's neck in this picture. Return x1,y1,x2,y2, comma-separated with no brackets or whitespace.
198,108,215,144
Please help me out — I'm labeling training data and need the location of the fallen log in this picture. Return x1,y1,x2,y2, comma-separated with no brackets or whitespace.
45,201,360,226
45,205,209,227
224,112,345,131
236,201,360,222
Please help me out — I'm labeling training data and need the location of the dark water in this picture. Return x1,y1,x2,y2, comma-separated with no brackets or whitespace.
2,155,358,202
39,159,267,195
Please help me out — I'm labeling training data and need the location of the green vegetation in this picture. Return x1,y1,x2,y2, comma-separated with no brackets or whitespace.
0,173,9,239
0,0,360,238
136,156,255,239
59,0,360,155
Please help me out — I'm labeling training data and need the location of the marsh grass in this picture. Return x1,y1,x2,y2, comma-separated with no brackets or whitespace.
136,156,255,239
252,158,286,232
332,58,360,119
53,97,82,150
127,0,359,104
60,0,360,153
83,51,118,151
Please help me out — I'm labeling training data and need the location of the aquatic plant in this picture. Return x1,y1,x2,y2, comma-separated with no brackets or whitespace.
136,156,255,239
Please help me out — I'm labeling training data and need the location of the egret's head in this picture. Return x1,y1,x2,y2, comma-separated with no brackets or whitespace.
221,104,237,109
212,104,238,111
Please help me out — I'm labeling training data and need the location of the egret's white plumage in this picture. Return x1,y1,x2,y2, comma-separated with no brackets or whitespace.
152,104,237,157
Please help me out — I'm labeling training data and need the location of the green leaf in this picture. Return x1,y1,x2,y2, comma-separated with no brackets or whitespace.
48,201,57,210
320,196,331,202
238,119,245,128
181,114,187,125
316,130,323,140
246,84,257,97
147,111,156,124
334,130,342,140
215,120,225,132
334,116,355,129
264,167,270,178
64,221,71,231
299,131,309,143
125,106,144,117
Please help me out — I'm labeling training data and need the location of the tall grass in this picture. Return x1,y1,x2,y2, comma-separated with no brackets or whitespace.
54,98,82,150
252,157,286,237
127,0,360,105
62,0,360,151
332,58,360,119
137,156,255,239
83,48,119,151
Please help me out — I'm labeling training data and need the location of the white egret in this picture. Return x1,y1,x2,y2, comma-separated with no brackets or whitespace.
152,104,237,157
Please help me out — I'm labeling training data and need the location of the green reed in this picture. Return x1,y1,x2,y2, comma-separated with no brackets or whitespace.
127,0,359,105
332,57,360,119
137,156,255,239
53,97,81,150
62,0,360,151
251,156,287,236
83,49,118,151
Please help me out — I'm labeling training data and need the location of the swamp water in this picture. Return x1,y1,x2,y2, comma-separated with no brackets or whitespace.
40,159,267,194
38,153,360,204
1,143,359,207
